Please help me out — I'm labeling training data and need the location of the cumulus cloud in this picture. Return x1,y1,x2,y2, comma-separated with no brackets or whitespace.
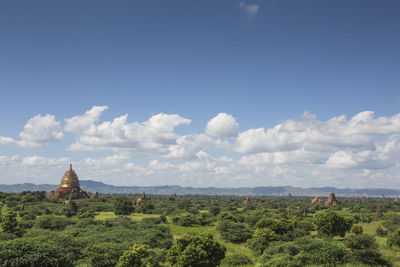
235,111,400,154
0,114,64,147
240,1,260,19
65,106,197,158
64,106,108,133
2,108,400,188
206,113,239,138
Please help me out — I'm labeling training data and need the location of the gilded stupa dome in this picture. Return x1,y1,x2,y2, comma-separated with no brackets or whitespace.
60,164,80,188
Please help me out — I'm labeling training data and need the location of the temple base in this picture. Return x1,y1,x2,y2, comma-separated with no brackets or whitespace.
46,187,89,199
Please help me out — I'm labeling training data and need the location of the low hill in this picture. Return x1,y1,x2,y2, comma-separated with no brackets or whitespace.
0,180,399,197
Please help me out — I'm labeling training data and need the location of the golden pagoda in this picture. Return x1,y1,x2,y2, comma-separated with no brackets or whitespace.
46,164,89,199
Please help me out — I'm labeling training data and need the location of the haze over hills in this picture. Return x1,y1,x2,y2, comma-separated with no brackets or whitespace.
0,180,399,197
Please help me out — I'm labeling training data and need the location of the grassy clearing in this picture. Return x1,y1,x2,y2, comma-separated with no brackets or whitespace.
94,211,160,221
163,223,217,238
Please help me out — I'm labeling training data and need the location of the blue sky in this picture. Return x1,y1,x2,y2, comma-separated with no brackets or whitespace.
0,0,399,188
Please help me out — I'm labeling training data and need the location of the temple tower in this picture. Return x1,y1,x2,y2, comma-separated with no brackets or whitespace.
46,164,89,199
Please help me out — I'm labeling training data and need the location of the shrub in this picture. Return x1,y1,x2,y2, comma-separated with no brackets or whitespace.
294,237,346,265
37,215,72,230
82,242,127,267
114,197,134,215
346,234,389,265
383,212,400,232
255,217,297,239
160,215,167,223
116,244,149,267
0,232,18,241
221,254,252,266
0,238,74,267
217,221,252,243
167,233,226,267
258,238,345,266
314,211,352,237
172,214,198,226
209,206,220,216
350,224,363,235
258,254,301,267
376,225,388,237
388,228,400,248
247,228,278,254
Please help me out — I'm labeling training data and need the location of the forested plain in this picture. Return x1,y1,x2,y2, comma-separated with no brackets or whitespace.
1,191,400,266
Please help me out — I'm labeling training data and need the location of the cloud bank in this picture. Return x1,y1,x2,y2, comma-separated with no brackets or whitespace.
1,106,400,188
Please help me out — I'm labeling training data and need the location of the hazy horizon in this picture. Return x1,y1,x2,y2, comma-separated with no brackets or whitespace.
1,1,399,189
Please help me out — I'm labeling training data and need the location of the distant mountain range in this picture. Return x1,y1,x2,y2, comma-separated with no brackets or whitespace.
0,180,399,197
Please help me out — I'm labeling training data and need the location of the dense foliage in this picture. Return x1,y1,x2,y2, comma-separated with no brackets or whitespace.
0,191,400,266
167,233,226,267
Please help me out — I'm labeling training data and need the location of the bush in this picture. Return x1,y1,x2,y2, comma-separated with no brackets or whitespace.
256,218,296,235
221,254,252,266
172,214,198,226
346,234,389,265
258,254,301,267
82,242,127,267
116,244,149,267
376,225,388,237
350,224,363,235
258,238,345,266
0,232,18,241
37,215,72,230
167,233,226,267
0,238,74,267
294,237,346,265
0,210,20,235
247,228,278,254
388,228,400,248
209,206,220,216
114,197,134,215
314,211,352,237
160,215,167,223
383,212,400,232
217,220,252,243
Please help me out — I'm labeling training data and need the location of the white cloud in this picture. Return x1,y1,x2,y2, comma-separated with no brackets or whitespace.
235,111,400,154
206,113,239,137
0,114,64,147
64,106,108,134
240,1,260,19
2,108,400,188
66,107,196,158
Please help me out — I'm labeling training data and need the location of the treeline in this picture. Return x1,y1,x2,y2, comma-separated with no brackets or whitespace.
1,192,400,266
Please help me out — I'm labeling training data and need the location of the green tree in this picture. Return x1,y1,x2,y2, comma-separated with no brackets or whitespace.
255,218,296,236
114,197,134,215
1,210,20,235
376,225,388,237
117,244,150,267
0,238,74,267
167,233,226,267
314,211,352,237
247,227,279,254
350,224,363,235
345,234,389,265
82,242,126,267
221,254,252,266
216,220,252,243
209,206,220,216
387,228,400,248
